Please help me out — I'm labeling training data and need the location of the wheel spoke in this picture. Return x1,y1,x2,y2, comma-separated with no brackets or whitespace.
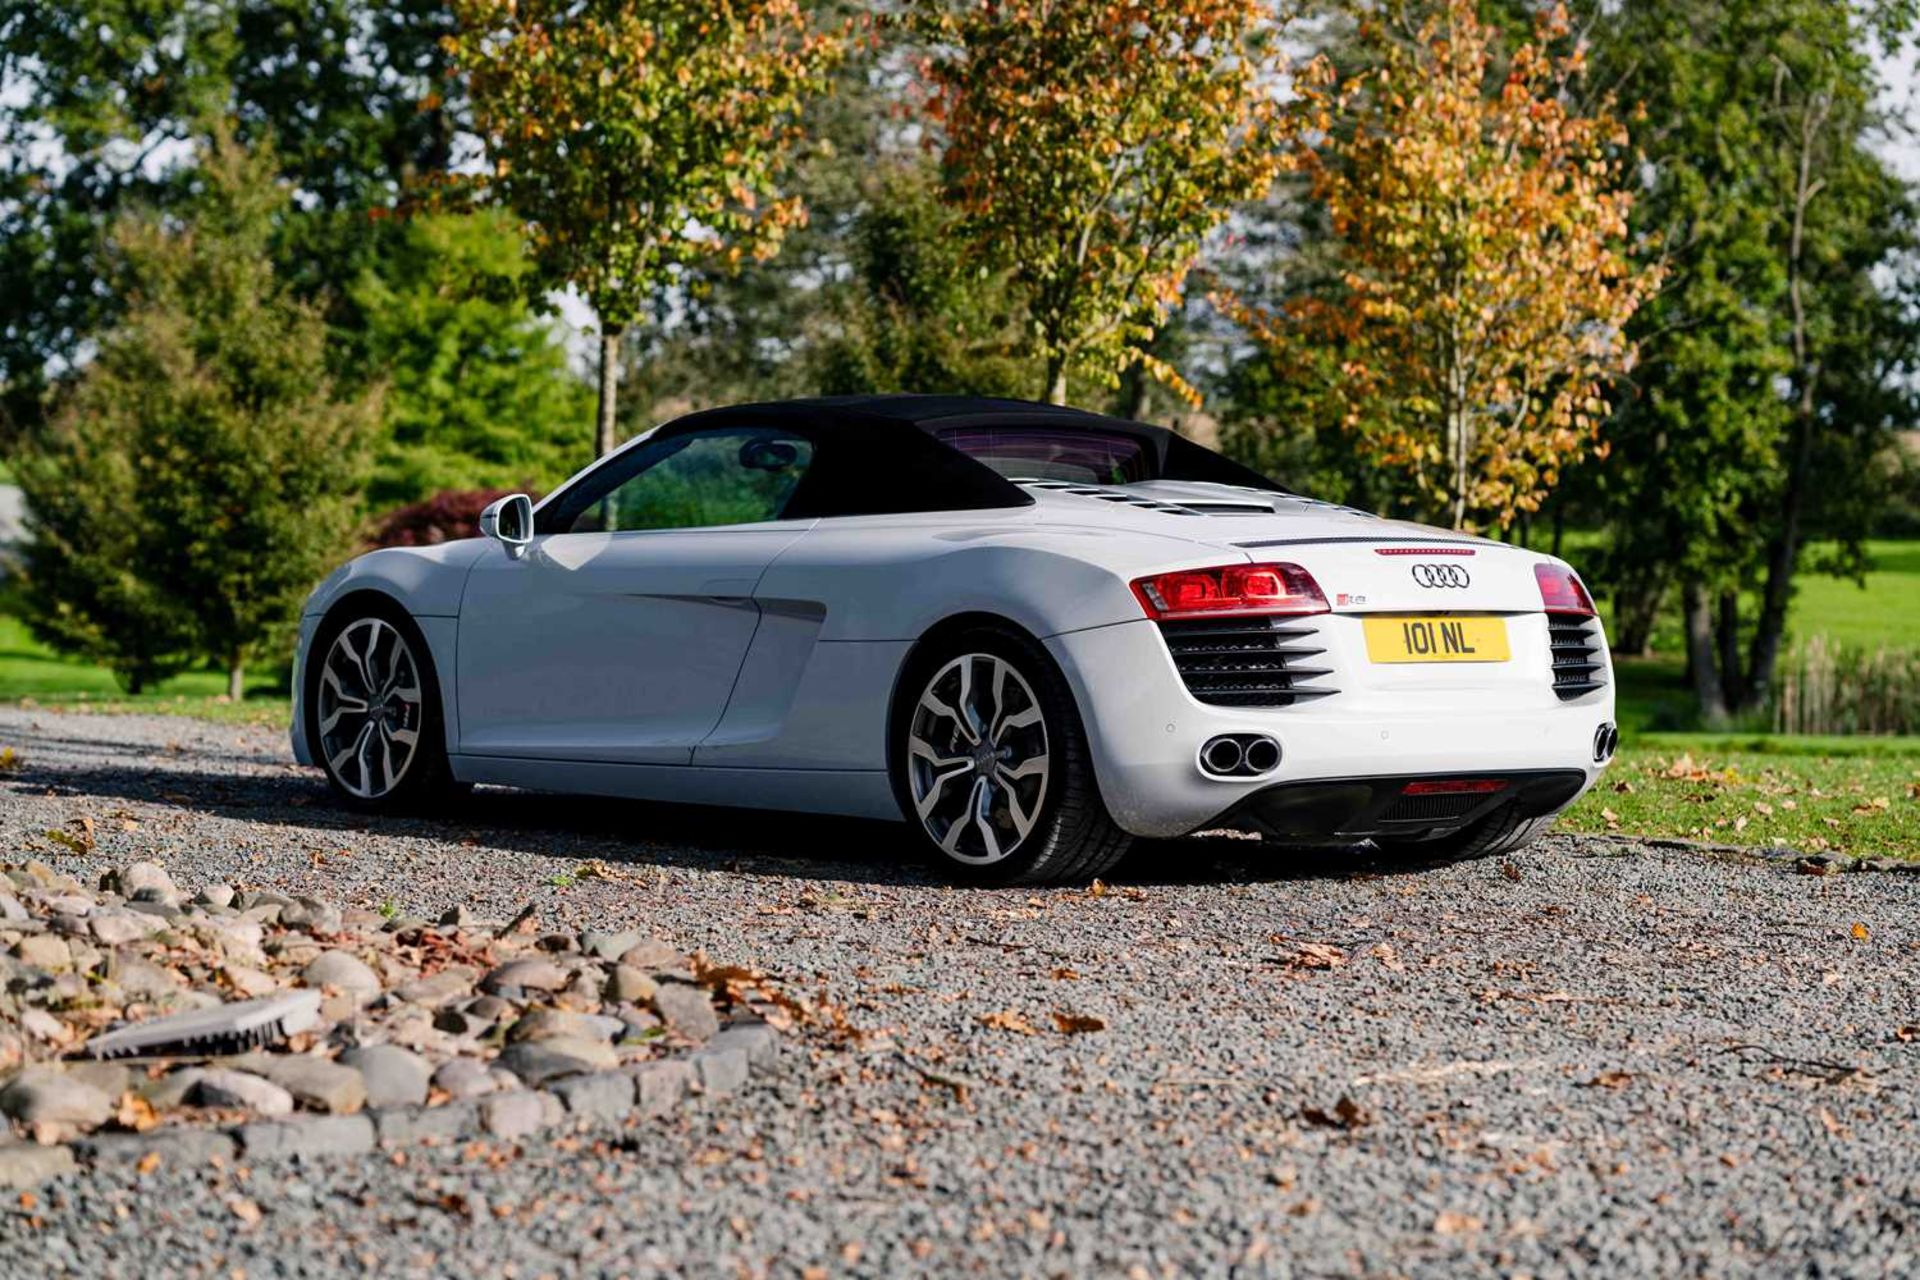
971,777,1003,861
1000,769,1044,839
998,705,1043,733
919,691,978,746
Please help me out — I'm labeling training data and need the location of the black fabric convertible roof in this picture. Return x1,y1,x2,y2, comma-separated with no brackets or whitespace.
546,395,1282,526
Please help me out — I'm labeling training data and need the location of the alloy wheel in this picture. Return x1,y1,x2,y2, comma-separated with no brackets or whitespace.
906,653,1050,864
317,617,425,800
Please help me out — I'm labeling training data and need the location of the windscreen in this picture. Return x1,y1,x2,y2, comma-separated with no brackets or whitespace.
931,425,1154,485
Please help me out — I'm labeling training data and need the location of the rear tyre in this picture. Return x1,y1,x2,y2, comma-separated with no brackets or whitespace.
1374,804,1557,862
891,626,1131,886
307,601,460,811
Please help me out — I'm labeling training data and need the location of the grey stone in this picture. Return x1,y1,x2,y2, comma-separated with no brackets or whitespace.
235,1114,375,1161
114,956,186,1000
690,1045,750,1098
430,1058,497,1101
550,1071,635,1123
300,950,380,1002
481,1090,548,1139
606,965,658,1004
395,969,475,1008
192,1069,295,1117
625,1059,694,1118
651,982,720,1042
118,861,182,906
616,938,682,971
708,1020,780,1067
0,1070,112,1130
496,1036,618,1086
373,1100,480,1147
463,994,514,1024
505,1009,622,1045
480,959,570,994
339,1045,430,1109
139,1067,207,1109
237,1054,367,1115
0,892,26,924
0,1142,78,1188
193,884,236,909
280,898,343,933
78,1127,238,1171
63,1061,131,1099
89,910,161,946
15,933,71,972
580,929,643,961
535,932,578,953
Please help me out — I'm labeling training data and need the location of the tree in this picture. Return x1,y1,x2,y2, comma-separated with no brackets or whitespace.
919,0,1282,406
1588,0,1918,723
446,0,845,456
347,209,592,508
1225,0,1660,530
15,133,377,700
0,0,460,442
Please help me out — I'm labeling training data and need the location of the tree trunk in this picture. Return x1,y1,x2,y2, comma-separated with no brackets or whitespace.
1717,591,1745,712
1120,361,1151,421
595,326,623,458
1613,575,1666,658
1044,356,1068,407
1683,580,1730,727
227,656,244,703
1444,398,1470,530
1747,381,1816,712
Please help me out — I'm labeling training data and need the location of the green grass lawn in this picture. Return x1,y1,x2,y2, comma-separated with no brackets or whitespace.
1564,737,1920,859
0,611,290,726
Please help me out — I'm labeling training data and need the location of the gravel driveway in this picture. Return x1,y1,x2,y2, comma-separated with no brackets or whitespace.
2,707,1916,1278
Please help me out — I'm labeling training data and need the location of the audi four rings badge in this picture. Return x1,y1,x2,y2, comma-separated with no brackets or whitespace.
1410,563,1471,588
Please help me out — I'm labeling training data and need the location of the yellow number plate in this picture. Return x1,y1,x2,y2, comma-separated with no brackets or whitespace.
1363,616,1510,663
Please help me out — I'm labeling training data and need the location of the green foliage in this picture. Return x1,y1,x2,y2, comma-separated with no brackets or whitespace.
14,133,376,695
0,0,459,441
1588,0,1920,716
347,211,591,507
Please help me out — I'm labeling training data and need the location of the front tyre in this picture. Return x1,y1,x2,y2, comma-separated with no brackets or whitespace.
308,603,457,810
892,627,1130,886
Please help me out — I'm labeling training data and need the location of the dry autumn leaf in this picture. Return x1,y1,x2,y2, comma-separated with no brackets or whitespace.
1583,1070,1634,1089
1434,1211,1484,1235
979,1010,1039,1036
1851,922,1869,942
1053,1012,1107,1035
1300,1096,1370,1130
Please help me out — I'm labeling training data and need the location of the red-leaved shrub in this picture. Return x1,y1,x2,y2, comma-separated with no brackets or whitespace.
366,489,540,549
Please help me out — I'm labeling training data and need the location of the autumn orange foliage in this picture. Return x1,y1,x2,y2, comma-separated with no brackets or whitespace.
1225,1,1661,529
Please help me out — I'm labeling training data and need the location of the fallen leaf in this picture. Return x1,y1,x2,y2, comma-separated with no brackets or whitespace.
0,746,19,771
135,1151,161,1176
1600,807,1620,830
1050,967,1080,981
979,1010,1039,1036
1278,941,1347,971
1053,1012,1106,1035
1583,1070,1633,1089
229,1197,263,1225
1851,921,1869,942
115,1092,160,1133
1894,1025,1918,1043
1300,1096,1370,1129
1367,942,1406,973
1434,1211,1483,1235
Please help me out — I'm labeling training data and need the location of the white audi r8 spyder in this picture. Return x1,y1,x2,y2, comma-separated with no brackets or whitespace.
292,395,1615,884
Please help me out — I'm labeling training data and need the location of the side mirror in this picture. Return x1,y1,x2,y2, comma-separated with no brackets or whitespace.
478,493,535,559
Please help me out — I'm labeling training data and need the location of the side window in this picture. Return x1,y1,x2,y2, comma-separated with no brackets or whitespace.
545,428,814,535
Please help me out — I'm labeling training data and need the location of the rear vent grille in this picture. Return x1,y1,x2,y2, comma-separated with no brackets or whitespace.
1379,792,1487,824
1015,479,1203,515
1157,617,1338,707
1548,615,1606,699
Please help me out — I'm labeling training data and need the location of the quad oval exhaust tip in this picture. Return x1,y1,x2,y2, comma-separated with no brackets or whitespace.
1199,734,1282,779
1593,722,1619,763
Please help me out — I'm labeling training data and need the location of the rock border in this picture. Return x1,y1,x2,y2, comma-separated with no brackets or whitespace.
0,1020,777,1191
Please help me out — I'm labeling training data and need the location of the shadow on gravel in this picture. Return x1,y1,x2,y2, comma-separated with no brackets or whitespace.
4,727,1495,888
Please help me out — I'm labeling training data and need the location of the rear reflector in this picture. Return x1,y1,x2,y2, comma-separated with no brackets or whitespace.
1132,562,1329,620
1534,563,1596,616
1401,779,1509,796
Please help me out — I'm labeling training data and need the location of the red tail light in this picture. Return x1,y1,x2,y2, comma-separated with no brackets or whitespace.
1534,563,1595,616
1402,779,1509,796
1132,562,1329,620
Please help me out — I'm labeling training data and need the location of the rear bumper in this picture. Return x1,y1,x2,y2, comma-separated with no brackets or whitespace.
1215,769,1588,843
1047,618,1612,838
